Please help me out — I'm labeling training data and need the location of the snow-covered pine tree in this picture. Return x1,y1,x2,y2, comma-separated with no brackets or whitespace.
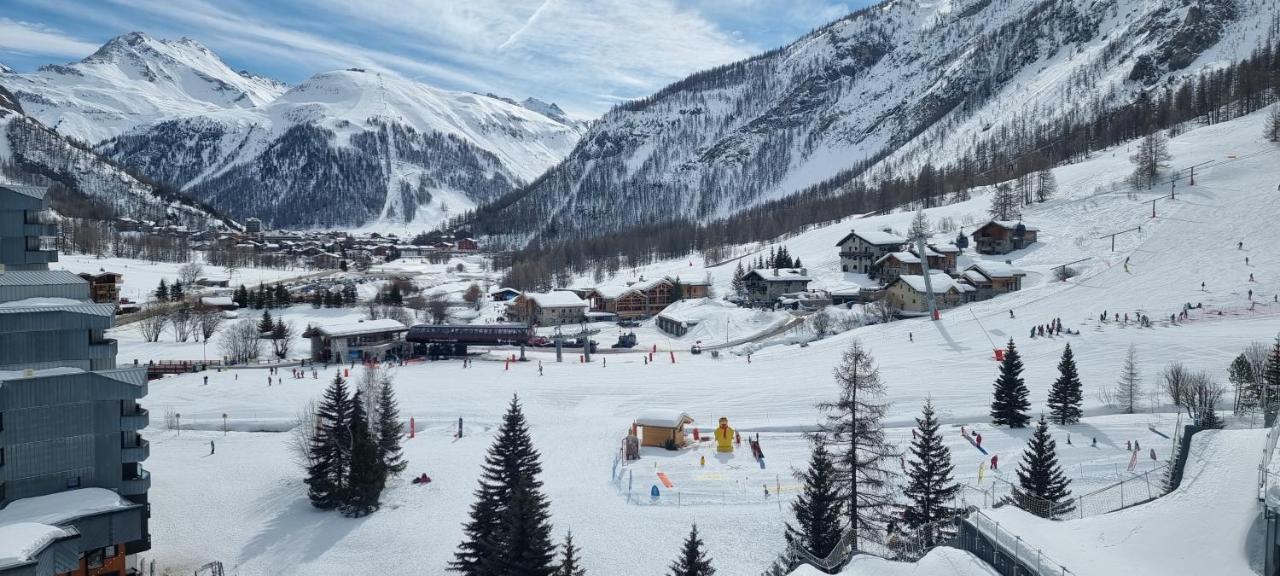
1047,344,1083,425
306,374,353,510
903,399,960,546
818,340,896,548
343,389,384,517
451,395,556,576
668,525,716,576
1013,416,1073,519
1034,170,1057,202
556,530,587,576
170,281,184,302
731,262,746,297
376,379,406,478
1115,343,1142,414
991,339,1031,427
784,438,844,563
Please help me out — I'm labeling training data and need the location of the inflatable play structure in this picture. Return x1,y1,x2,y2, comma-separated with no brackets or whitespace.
714,417,735,453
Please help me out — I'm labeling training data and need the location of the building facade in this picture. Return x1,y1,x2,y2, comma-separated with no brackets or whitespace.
835,230,906,275
741,269,812,304
0,185,151,576
973,220,1039,255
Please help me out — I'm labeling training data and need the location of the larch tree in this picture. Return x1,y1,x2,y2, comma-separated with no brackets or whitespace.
1267,105,1280,143
1013,416,1074,519
784,438,844,563
817,340,896,548
1129,131,1171,190
1034,170,1057,202
991,339,1031,427
1047,344,1083,424
1115,344,1142,414
988,182,1019,221
902,399,960,546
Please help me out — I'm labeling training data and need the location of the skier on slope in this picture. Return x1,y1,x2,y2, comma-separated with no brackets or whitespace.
990,454,998,470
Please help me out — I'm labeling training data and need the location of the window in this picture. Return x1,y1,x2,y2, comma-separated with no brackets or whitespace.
0,447,4,466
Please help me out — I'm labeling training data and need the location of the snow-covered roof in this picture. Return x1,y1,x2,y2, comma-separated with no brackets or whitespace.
0,366,86,382
0,487,131,527
963,270,989,284
0,523,70,566
968,261,1025,279
894,273,959,293
490,287,520,295
876,251,921,265
985,220,1040,232
634,409,693,428
745,268,811,282
929,243,961,253
525,291,587,308
313,319,408,337
836,229,906,247
201,296,235,307
657,297,736,324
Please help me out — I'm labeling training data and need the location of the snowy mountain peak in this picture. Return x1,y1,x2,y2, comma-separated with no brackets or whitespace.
520,97,569,122
1,32,287,143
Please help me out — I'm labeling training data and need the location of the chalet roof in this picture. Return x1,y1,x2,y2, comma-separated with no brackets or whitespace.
929,243,961,253
963,269,990,284
835,229,906,247
634,409,693,429
968,261,1025,279
525,291,588,308
979,220,1040,232
875,251,921,266
894,273,960,294
743,268,811,282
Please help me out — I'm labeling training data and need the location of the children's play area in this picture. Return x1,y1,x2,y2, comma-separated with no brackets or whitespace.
613,410,808,506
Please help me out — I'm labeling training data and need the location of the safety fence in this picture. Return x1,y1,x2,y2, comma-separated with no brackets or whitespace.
1259,414,1280,502
958,462,1169,520
611,452,799,507
958,510,1075,576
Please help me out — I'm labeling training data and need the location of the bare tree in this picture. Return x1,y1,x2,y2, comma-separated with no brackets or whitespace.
271,320,295,359
135,305,169,343
427,292,449,324
810,309,834,339
220,319,262,364
1183,371,1225,428
866,299,897,324
1114,344,1142,413
1129,132,1171,190
988,182,1019,221
463,283,483,309
288,399,319,468
178,262,204,286
168,303,199,343
198,307,225,342
1267,105,1280,143
1162,361,1190,407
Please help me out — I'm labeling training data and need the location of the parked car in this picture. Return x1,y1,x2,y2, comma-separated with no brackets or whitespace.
618,319,642,328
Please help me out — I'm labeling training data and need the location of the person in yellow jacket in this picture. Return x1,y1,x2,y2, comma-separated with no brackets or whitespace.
714,417,735,453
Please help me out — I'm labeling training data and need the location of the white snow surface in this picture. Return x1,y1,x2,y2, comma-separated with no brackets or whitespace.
788,547,998,575
0,523,69,565
985,429,1269,576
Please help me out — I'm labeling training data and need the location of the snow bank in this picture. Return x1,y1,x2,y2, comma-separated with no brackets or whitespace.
786,547,998,576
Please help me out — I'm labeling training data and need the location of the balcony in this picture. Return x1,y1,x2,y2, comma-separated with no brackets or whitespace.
839,250,877,259
120,468,150,496
121,438,150,463
121,407,149,431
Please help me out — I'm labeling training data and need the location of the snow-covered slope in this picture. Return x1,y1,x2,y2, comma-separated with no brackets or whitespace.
97,68,586,229
0,32,286,144
477,0,1276,241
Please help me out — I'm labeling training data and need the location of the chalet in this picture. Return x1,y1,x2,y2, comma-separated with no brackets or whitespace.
489,287,521,302
244,217,263,233
307,318,409,362
874,252,923,285
973,220,1038,255
830,287,862,306
741,268,811,304
76,271,123,304
963,262,1027,299
924,243,960,273
778,290,832,311
886,273,967,314
589,277,675,319
308,252,342,270
507,291,588,326
677,277,712,300
456,238,479,251
835,229,906,275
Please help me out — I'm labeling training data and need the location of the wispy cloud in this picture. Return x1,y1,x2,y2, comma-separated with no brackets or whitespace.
0,18,99,58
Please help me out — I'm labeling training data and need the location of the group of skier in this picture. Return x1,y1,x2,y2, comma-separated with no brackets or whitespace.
1029,317,1069,338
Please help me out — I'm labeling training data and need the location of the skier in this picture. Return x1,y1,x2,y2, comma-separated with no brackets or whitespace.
1150,448,1157,460
457,417,464,439
538,361,544,376
603,358,607,368
1250,273,1256,282
1239,241,1244,250
1126,440,1131,450
1246,256,1250,265
1030,327,1036,339
203,375,208,386
1201,281,1206,291
1249,289,1253,300
1091,437,1097,447
1010,309,1015,319
1134,439,1140,450
1067,433,1072,445
909,332,914,342
209,440,215,455
974,433,982,448
990,454,998,470
268,376,272,387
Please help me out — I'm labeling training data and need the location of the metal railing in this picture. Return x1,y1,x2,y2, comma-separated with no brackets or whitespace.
1258,414,1280,502
958,463,1169,521
963,510,1075,576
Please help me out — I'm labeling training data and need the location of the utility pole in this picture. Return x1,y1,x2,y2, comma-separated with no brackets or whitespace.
915,235,939,321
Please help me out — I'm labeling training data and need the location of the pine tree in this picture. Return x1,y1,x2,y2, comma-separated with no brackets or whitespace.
170,280,184,302
343,390,384,517
784,439,844,562
259,309,274,334
376,379,406,477
306,374,353,510
232,284,248,308
556,531,586,576
902,399,959,546
731,262,746,297
451,396,556,576
388,283,403,306
155,279,169,302
991,339,1031,427
275,283,290,307
311,290,324,308
671,278,685,301
1013,416,1073,519
817,340,896,546
1265,337,1280,422
668,525,715,576
343,283,358,306
1047,344,1083,425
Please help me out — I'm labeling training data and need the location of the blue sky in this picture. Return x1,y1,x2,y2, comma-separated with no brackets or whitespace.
0,0,872,117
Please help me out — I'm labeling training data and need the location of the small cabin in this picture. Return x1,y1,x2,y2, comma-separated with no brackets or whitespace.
634,410,693,448
973,220,1039,255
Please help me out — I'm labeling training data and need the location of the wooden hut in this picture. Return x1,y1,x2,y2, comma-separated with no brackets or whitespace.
634,409,693,448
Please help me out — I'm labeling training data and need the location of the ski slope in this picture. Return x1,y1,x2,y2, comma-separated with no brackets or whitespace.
126,110,1280,575
984,429,1269,575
